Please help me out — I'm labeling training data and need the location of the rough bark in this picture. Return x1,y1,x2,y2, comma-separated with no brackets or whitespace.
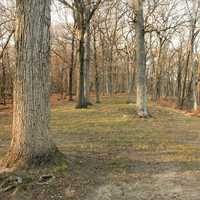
1,0,61,169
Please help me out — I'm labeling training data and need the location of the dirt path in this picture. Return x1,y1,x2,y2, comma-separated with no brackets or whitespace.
86,172,200,200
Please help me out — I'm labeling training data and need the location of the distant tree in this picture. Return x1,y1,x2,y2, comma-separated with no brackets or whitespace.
92,19,101,103
58,0,102,108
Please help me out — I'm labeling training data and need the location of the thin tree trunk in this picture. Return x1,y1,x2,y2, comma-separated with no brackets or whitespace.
177,48,183,105
69,27,75,101
93,25,100,103
108,50,113,96
1,55,6,105
181,51,190,107
127,56,134,104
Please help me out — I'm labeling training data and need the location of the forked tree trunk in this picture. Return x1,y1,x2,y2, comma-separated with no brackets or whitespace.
1,0,61,169
134,0,149,117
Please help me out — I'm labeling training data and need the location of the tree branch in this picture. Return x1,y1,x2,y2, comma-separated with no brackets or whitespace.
0,29,14,60
88,0,102,23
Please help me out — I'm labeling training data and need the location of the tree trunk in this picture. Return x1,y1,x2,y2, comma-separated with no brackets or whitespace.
93,25,100,103
177,48,183,106
191,1,198,111
1,0,60,169
127,56,134,104
107,50,113,96
84,21,92,105
135,0,149,117
69,27,75,102
181,51,190,107
76,27,87,108
1,55,6,105
192,60,198,111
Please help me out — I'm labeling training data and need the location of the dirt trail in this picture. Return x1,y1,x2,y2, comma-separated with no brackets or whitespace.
86,170,200,200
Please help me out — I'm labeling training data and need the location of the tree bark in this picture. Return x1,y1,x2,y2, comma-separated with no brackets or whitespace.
1,0,61,169
134,0,149,117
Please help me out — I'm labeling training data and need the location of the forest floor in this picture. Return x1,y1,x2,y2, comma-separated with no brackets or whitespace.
0,95,200,200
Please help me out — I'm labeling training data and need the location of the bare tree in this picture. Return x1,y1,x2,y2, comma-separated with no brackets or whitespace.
1,0,62,169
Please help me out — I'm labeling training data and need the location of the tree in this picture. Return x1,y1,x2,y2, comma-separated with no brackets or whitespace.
92,19,101,103
1,0,61,169
69,15,76,101
58,0,102,108
134,0,149,117
188,0,199,111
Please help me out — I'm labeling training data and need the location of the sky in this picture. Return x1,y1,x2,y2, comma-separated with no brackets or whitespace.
51,1,74,26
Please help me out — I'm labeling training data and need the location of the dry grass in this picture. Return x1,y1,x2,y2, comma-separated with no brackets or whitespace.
0,95,200,199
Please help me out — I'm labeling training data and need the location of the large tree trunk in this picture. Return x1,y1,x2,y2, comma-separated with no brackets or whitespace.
134,0,149,117
1,0,60,169
75,5,88,109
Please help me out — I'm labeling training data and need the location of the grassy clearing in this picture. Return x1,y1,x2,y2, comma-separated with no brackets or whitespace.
51,96,200,163
0,96,200,199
